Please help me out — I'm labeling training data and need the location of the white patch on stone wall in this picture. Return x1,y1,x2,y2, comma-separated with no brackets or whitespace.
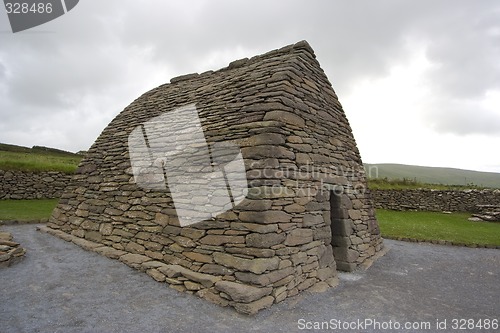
128,104,248,227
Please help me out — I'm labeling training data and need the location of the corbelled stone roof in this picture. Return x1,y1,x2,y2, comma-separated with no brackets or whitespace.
46,40,383,315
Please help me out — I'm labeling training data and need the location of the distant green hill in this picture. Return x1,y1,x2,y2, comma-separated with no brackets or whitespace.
365,163,500,189
0,143,82,173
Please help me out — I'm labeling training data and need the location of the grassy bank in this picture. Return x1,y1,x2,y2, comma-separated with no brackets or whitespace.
0,144,82,173
0,199,59,220
376,209,500,247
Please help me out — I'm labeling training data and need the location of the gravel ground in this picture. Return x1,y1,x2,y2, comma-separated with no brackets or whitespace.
1,224,499,333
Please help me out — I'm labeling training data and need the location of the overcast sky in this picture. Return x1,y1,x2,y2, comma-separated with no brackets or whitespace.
1,1,499,172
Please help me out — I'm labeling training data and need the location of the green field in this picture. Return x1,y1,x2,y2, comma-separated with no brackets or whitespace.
0,199,59,221
0,143,82,173
376,209,500,247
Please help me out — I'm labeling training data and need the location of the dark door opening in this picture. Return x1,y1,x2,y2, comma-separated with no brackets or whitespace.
329,190,355,271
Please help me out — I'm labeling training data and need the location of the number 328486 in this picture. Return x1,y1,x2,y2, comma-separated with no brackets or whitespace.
5,2,53,14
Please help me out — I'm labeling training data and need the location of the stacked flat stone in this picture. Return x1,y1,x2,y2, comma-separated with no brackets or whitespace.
46,41,383,314
0,170,72,199
472,204,500,222
0,231,26,267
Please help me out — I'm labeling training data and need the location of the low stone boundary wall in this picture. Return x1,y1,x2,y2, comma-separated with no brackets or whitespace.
0,170,72,199
471,205,500,222
371,189,500,212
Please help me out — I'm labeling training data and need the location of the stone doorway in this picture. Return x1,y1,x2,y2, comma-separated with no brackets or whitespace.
329,190,355,271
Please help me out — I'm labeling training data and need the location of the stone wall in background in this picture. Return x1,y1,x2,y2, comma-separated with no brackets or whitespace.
0,170,72,199
372,189,500,212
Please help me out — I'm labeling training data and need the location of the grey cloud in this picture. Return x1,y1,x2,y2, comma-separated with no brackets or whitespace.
408,2,500,136
424,99,500,136
420,5,500,98
0,60,6,79
1,0,500,152
5,46,128,108
115,0,421,91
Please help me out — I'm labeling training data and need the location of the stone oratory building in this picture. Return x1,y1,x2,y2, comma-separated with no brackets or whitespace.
45,41,384,314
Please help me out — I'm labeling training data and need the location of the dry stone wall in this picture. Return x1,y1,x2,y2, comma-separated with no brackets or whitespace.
472,205,500,222
47,41,383,314
0,230,26,267
0,170,72,199
372,189,500,212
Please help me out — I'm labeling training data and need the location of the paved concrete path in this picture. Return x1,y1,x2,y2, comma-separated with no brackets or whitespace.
1,224,499,333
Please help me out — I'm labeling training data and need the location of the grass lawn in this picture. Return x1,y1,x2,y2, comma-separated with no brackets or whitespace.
0,199,59,221
0,151,82,173
376,209,500,247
